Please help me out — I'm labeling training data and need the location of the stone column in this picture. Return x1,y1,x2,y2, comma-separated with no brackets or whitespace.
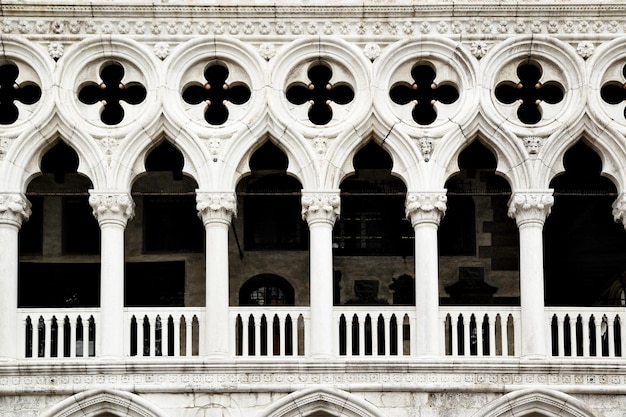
302,191,340,358
0,193,30,360
405,191,447,357
197,192,236,357
89,192,135,358
507,190,553,358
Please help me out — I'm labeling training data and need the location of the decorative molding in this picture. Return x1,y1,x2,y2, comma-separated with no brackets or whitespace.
507,191,554,226
612,194,626,230
418,138,433,162
0,193,30,227
301,192,340,225
196,192,237,224
88,192,135,226
405,191,447,226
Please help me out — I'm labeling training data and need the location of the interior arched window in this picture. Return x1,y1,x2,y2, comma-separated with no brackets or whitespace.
239,274,295,306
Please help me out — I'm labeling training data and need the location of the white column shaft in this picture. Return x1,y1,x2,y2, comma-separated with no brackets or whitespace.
414,222,440,356
99,222,126,357
205,221,230,356
309,221,335,357
0,224,19,359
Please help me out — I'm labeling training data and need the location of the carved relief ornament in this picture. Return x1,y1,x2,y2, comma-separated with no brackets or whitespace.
0,193,31,227
612,193,626,230
196,192,237,224
507,191,554,226
88,192,135,225
405,191,447,226
301,192,340,225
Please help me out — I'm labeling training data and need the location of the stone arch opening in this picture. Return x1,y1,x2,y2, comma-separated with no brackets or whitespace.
20,140,100,312
545,141,626,307
126,140,203,356
334,141,412,307
474,388,597,417
258,386,388,417
40,388,170,417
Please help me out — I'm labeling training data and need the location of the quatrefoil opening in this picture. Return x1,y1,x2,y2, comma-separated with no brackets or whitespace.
0,62,42,125
285,63,355,125
494,62,564,125
600,64,626,120
389,64,459,125
182,63,251,126
78,62,147,125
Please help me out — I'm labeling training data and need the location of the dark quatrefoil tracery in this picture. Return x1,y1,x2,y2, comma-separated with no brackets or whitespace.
286,63,355,125
389,64,459,125
182,63,251,125
600,65,626,119
78,62,147,125
494,62,564,125
0,63,42,125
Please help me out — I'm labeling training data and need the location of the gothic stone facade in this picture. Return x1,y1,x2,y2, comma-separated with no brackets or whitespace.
2,1,626,417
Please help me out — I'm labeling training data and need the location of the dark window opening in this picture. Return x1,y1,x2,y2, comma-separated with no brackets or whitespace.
62,196,100,254
125,261,185,307
239,274,295,306
545,141,626,306
239,142,307,251
19,196,43,255
334,142,411,256
18,262,100,308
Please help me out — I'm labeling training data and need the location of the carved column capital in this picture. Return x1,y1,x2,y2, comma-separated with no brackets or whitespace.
0,193,30,228
88,192,135,227
507,190,554,227
301,191,340,226
612,193,626,230
196,192,237,225
405,191,447,227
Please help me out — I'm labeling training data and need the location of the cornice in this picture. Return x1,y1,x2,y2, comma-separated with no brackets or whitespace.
2,2,626,40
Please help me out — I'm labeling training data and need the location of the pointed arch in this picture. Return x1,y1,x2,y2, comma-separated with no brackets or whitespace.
474,389,597,417
541,115,626,192
437,114,528,190
258,387,387,417
40,388,170,417
2,118,103,192
330,116,417,190
227,121,313,191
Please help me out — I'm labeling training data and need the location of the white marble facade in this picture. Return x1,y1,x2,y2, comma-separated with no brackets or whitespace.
2,1,626,416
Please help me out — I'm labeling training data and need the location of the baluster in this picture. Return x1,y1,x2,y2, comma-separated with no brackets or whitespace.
556,315,565,357
45,316,53,358
371,316,378,356
582,315,590,357
150,315,157,356
397,316,404,356
488,314,496,356
185,317,193,357
254,315,262,356
138,316,146,356
278,315,285,356
292,316,299,356
358,315,365,357
346,316,353,356
241,316,249,357
463,315,470,356
82,318,89,357
383,314,392,356
173,316,181,357
33,317,40,358
69,317,76,357
162,316,169,357
608,316,615,357
124,315,131,357
595,319,602,357
451,316,458,356
513,316,521,356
